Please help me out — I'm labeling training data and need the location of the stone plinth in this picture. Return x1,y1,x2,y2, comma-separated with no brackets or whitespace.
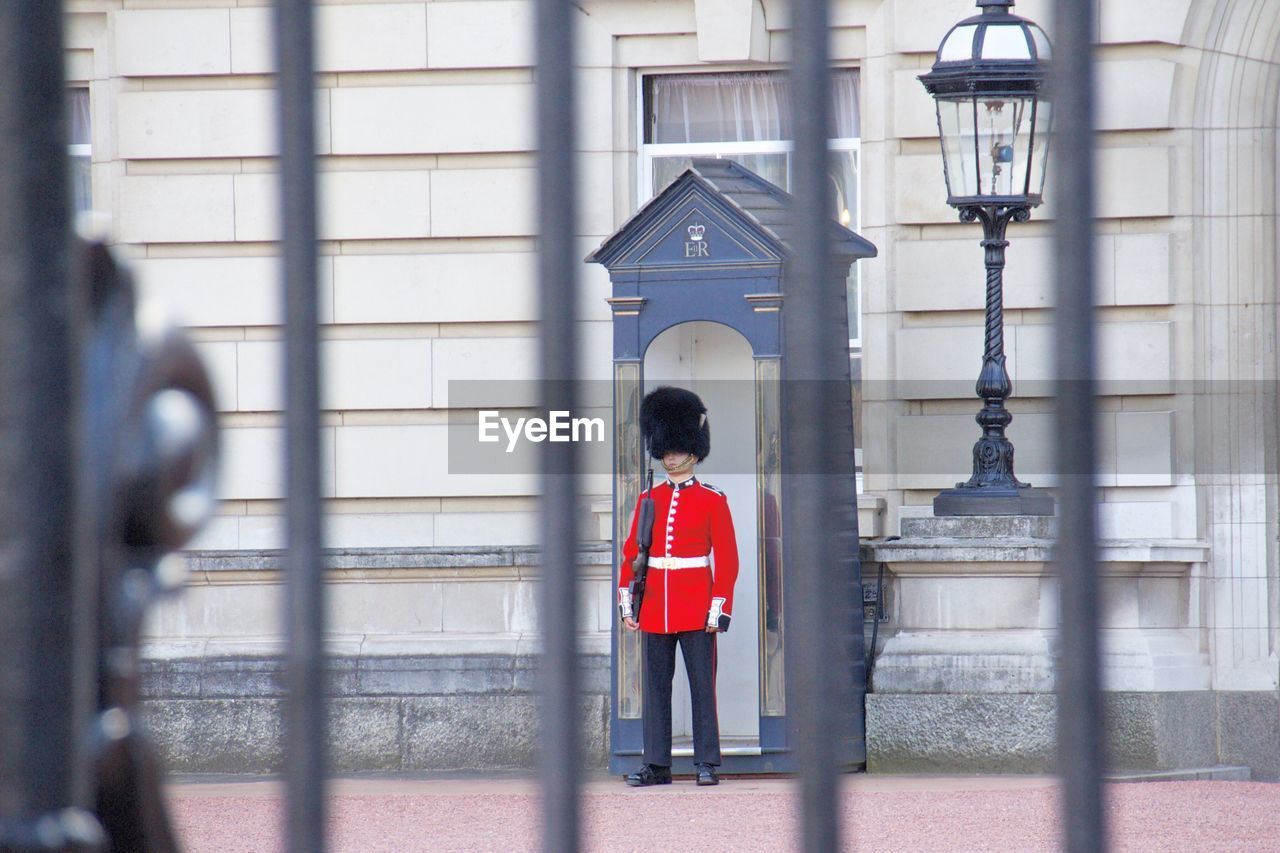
869,515,1210,693
864,514,1212,773
871,514,1057,694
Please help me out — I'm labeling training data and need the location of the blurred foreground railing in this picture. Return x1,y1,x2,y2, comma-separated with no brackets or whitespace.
1051,0,1107,850
0,4,94,847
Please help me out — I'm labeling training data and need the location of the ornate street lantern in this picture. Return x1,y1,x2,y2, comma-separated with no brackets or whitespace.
919,0,1054,515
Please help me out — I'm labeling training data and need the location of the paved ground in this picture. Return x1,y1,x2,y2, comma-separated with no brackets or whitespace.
167,773,1280,852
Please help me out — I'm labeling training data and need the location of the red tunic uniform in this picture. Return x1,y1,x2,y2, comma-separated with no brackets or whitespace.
618,476,739,634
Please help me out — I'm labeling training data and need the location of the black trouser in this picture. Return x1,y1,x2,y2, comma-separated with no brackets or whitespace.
642,629,720,767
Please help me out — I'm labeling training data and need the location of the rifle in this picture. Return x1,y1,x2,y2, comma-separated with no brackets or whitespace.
627,467,656,621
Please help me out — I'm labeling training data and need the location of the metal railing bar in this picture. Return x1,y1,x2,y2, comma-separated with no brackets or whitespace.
0,0,86,832
274,1,327,851
786,0,845,850
534,0,581,851
1050,0,1107,850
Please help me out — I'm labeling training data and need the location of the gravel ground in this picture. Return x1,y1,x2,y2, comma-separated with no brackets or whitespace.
167,775,1280,852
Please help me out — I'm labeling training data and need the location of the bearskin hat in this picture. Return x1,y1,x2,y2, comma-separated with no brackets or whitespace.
640,386,710,461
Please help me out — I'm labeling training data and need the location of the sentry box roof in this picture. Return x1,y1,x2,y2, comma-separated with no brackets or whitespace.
587,158,876,272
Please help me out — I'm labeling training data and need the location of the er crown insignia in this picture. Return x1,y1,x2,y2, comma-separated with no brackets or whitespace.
687,224,705,242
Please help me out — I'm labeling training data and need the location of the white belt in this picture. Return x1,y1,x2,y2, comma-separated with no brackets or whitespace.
648,556,710,570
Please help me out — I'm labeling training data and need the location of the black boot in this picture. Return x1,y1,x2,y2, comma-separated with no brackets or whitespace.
624,764,672,787
695,763,719,786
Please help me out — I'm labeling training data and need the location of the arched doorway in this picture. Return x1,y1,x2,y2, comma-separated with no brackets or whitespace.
643,320,761,754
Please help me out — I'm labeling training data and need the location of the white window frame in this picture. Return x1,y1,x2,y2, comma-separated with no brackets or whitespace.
639,140,803,204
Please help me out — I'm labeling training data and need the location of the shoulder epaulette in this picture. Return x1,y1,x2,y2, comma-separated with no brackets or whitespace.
700,482,725,497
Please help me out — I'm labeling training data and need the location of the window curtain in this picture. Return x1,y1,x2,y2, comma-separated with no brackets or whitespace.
830,71,860,140
650,70,860,144
69,88,90,146
68,89,91,215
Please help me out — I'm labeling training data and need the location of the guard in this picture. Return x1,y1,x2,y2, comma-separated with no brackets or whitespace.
618,386,739,787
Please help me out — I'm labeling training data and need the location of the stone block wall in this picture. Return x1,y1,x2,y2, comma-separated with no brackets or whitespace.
141,546,614,773
867,691,1280,780
142,653,610,773
66,1,621,554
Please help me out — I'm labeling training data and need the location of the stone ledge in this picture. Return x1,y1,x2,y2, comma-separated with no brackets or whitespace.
1109,766,1251,782
182,544,613,573
1097,541,1210,564
866,537,1209,571
868,540,1053,566
142,633,612,661
876,514,1211,568
140,652,610,700
901,514,1055,540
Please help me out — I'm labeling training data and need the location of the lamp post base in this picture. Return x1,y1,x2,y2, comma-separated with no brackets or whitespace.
933,485,1054,517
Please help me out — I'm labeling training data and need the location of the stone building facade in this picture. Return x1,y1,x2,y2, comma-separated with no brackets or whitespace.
64,0,1280,776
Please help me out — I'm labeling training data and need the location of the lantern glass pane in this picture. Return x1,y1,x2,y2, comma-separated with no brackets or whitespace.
980,25,1033,60
937,97,979,199
939,24,979,62
975,95,1034,198
1029,25,1052,60
1030,98,1052,197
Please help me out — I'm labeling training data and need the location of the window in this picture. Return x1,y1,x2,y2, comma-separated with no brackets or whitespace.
641,71,861,349
640,71,864,477
69,88,91,217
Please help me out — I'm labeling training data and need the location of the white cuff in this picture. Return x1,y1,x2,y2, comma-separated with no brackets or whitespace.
618,587,634,619
707,597,726,627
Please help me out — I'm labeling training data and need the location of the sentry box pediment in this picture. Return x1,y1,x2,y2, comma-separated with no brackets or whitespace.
588,158,876,360
588,158,876,271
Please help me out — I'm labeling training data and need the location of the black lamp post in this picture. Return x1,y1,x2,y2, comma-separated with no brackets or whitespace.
920,0,1054,516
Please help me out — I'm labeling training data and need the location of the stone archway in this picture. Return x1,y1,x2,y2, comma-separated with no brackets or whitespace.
1179,0,1280,698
